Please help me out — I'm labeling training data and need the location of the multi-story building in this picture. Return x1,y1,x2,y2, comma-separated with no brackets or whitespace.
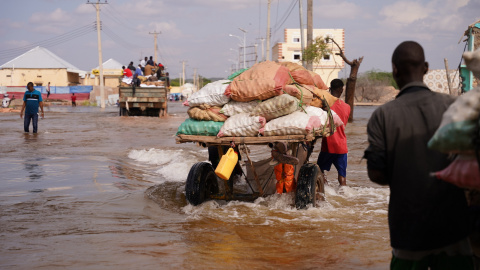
272,28,345,86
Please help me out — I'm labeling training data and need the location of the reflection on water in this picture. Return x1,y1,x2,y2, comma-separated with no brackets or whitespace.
24,158,44,181
0,104,390,269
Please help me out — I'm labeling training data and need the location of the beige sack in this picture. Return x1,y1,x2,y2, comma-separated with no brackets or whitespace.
250,94,299,121
187,105,228,122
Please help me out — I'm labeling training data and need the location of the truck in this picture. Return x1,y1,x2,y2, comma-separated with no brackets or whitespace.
118,80,168,117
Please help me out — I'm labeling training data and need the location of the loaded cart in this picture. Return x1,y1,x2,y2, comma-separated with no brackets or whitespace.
176,134,326,209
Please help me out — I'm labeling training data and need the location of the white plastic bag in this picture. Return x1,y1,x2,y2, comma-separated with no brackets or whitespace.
217,113,266,137
184,80,231,107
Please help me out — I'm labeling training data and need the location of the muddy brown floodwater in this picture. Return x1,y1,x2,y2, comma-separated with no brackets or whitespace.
0,102,390,269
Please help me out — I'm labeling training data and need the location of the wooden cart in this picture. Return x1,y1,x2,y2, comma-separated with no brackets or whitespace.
176,134,326,209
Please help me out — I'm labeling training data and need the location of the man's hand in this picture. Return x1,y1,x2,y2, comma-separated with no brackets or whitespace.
20,112,23,118
41,112,44,119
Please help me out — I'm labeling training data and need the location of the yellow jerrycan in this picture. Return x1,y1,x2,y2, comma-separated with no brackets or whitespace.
215,148,238,180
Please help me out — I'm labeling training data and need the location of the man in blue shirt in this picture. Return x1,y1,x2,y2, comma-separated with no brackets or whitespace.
20,82,44,133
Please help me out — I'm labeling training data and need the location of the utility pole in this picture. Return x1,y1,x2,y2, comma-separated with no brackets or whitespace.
258,38,265,61
149,30,161,64
180,60,187,86
239,28,247,69
193,68,197,90
306,0,313,71
299,0,306,67
266,0,271,61
87,0,107,108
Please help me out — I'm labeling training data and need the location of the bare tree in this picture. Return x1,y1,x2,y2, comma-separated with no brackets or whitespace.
330,38,363,123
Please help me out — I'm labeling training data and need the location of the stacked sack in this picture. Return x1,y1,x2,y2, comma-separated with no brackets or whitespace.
428,49,480,188
176,61,344,138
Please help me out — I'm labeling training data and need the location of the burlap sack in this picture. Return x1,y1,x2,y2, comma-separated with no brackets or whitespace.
187,104,228,122
225,61,292,102
217,113,266,137
250,94,299,121
284,84,337,108
309,71,328,90
279,61,305,72
283,84,314,105
221,100,260,116
279,61,328,90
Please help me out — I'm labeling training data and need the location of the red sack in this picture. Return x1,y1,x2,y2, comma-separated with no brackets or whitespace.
225,61,292,102
434,155,480,190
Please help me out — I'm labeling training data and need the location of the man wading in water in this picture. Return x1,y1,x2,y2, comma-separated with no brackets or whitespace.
20,82,44,133
316,79,350,186
364,41,474,269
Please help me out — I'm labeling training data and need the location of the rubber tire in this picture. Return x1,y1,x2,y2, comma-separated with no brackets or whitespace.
185,162,220,206
295,163,320,209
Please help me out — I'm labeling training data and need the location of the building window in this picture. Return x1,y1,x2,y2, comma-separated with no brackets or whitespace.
293,36,300,43
293,51,302,60
6,75,11,77
37,75,42,78
323,54,331,61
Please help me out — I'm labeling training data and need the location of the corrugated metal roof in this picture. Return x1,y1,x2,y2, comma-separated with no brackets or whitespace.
95,58,123,70
0,46,84,73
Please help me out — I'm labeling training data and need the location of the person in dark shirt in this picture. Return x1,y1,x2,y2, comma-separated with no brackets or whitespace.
364,41,474,269
146,56,155,66
127,61,135,72
20,82,44,133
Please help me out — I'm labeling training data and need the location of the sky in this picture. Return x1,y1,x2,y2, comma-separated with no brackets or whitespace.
0,0,479,80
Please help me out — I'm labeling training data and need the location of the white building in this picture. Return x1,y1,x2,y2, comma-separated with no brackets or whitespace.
272,28,345,86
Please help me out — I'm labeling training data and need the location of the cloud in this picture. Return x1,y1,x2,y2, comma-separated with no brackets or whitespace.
28,8,76,34
380,0,471,31
30,8,70,24
313,0,364,20
380,1,430,27
135,21,183,39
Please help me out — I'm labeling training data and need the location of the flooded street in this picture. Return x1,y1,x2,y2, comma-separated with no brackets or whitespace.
0,102,390,269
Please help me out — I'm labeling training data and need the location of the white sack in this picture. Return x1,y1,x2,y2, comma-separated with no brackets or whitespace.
185,80,231,107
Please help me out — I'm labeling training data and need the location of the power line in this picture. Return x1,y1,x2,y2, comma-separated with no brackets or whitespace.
0,23,96,61
272,0,297,33
0,23,95,56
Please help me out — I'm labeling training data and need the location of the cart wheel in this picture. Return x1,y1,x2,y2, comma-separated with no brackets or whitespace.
295,163,321,209
185,162,219,206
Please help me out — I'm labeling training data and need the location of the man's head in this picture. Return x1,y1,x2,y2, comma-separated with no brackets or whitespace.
144,57,147,60
149,56,153,60
122,66,125,70
48,82,50,85
330,79,344,98
391,41,428,89
129,61,133,65
27,82,34,91
138,64,141,67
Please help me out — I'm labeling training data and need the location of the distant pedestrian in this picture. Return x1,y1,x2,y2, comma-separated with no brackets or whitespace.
20,82,44,133
46,82,51,98
71,93,77,107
